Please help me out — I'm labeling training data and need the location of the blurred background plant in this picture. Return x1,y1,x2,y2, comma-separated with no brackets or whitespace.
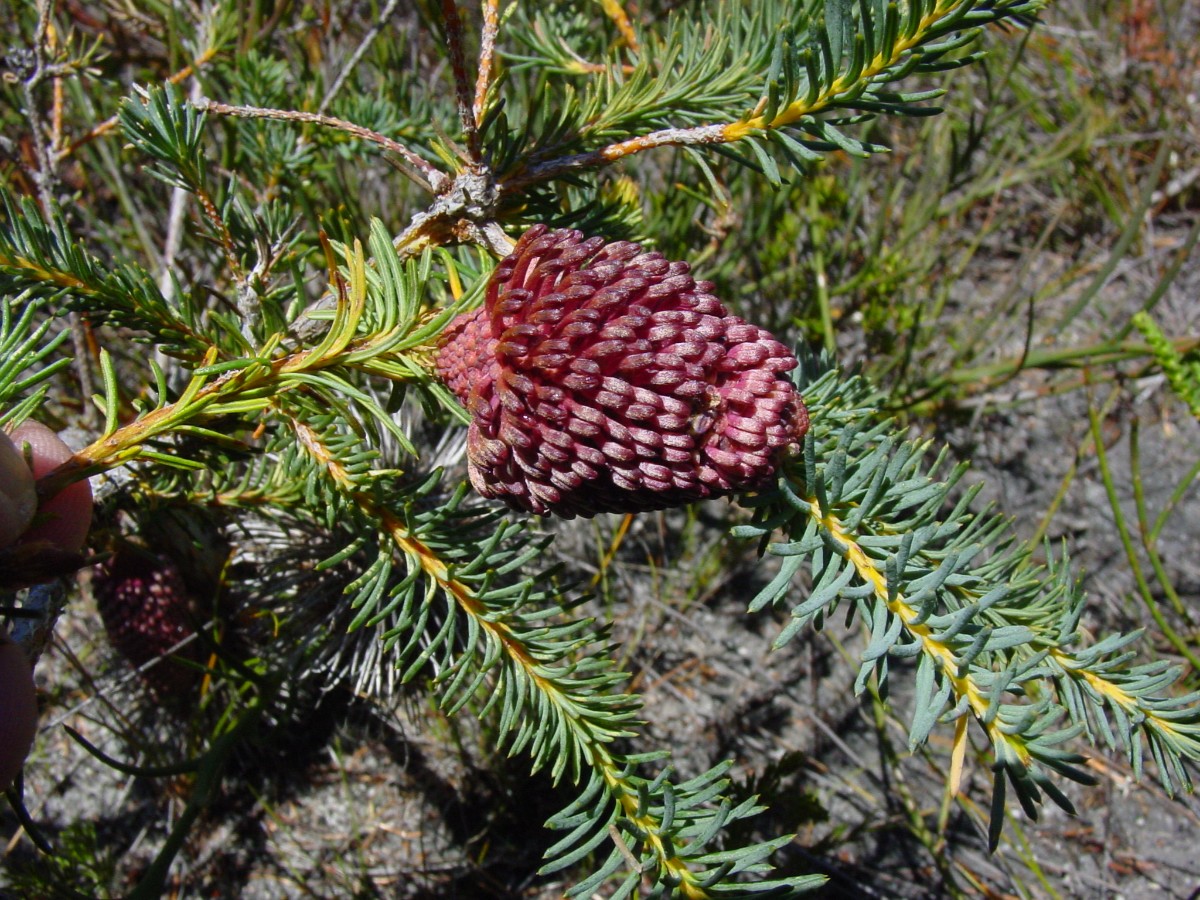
1,0,1198,896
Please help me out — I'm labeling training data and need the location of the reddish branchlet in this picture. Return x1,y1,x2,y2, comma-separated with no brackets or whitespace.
436,226,809,517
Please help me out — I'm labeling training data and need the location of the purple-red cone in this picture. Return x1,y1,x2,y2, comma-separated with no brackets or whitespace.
93,546,201,695
436,226,809,517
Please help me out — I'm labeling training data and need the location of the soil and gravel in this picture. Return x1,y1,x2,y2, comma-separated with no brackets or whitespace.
3,3,1200,898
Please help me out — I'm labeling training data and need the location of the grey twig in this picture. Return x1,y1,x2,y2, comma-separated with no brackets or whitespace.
319,0,404,114
195,99,450,194
9,581,68,667
437,0,480,160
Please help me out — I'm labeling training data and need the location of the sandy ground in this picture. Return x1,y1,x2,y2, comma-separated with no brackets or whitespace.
4,5,1200,897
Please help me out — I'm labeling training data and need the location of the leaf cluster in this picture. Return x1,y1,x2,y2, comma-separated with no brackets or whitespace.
737,356,1200,848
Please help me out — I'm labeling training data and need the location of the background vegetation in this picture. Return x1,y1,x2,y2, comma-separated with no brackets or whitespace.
2,0,1198,896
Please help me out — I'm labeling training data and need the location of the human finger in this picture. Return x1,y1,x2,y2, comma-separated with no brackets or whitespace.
0,430,37,548
0,629,38,792
7,421,93,554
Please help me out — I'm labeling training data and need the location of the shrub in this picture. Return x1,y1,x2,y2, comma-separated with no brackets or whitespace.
3,0,1198,895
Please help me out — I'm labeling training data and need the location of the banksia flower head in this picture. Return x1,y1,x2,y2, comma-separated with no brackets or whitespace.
436,226,809,517
93,545,201,695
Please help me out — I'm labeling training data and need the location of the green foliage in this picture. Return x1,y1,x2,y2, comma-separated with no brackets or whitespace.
1133,311,1200,420
0,296,71,426
0,192,209,359
736,357,1200,848
2,0,1198,896
119,84,210,194
1,821,116,899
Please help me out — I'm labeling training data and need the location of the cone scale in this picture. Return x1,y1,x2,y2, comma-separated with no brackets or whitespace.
94,546,201,695
437,226,809,517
